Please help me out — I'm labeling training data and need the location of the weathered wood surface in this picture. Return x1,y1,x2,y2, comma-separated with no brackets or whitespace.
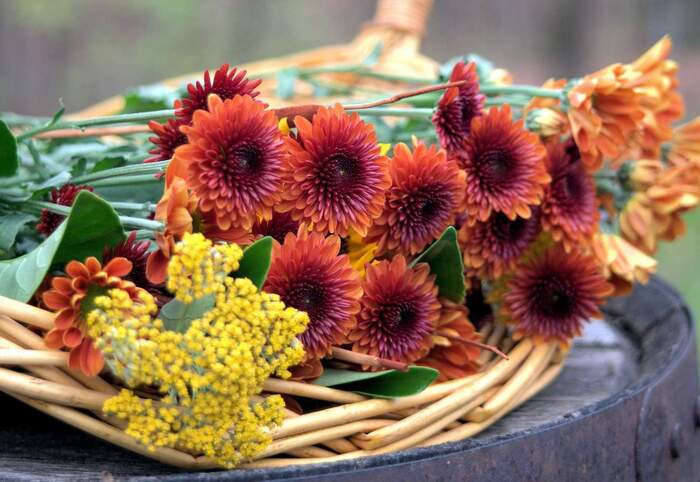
0,277,695,481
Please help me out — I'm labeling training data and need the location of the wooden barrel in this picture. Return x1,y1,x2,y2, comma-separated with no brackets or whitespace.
0,276,697,481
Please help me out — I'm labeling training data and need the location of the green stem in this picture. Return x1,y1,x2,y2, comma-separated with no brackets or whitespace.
16,109,175,141
110,201,156,212
484,96,531,107
89,174,162,188
24,200,163,231
480,85,562,99
71,160,169,184
356,107,434,118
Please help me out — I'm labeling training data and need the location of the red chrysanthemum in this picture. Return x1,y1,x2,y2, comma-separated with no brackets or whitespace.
167,94,284,231
364,142,466,256
432,61,485,152
503,247,613,343
252,211,300,244
36,184,94,235
279,105,391,237
348,256,440,365
541,139,600,252
264,228,362,360
144,117,189,164
455,105,550,223
459,209,541,279
419,299,481,381
42,257,140,375
176,64,261,121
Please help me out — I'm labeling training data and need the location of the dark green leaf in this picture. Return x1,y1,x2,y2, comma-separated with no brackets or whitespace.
231,236,273,289
121,84,179,114
276,68,299,100
314,366,439,398
411,227,465,302
0,120,18,177
0,191,125,302
159,295,215,333
0,213,35,252
89,156,126,174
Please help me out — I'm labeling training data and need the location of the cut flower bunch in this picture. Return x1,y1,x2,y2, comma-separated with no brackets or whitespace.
0,30,698,469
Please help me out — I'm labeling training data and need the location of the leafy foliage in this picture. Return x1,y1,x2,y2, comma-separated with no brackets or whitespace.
314,366,439,398
231,236,273,289
0,120,18,177
0,191,125,301
411,227,465,302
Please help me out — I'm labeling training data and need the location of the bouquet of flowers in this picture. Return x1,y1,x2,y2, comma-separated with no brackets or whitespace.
0,27,698,469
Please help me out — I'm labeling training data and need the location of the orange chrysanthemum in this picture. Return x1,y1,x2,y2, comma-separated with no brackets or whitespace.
459,210,541,279
264,228,362,360
628,35,684,159
364,142,466,256
567,64,645,171
348,256,440,366
279,105,390,237
167,94,284,231
668,116,700,166
503,246,613,344
541,140,599,252
432,61,485,152
620,160,700,254
456,105,549,223
419,299,481,381
523,78,569,138
42,257,140,376
146,177,250,284
591,233,657,296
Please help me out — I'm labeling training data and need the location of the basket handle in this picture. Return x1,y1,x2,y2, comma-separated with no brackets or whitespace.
369,0,434,38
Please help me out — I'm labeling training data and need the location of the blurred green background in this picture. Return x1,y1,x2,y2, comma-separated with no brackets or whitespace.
1,0,699,319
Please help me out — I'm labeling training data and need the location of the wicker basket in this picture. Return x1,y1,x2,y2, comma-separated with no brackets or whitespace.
0,0,568,470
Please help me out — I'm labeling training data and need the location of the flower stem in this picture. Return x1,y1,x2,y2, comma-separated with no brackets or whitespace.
437,331,510,360
110,201,156,212
71,161,169,184
16,110,175,142
89,174,162,188
358,107,433,118
23,200,163,231
480,85,562,99
330,347,409,371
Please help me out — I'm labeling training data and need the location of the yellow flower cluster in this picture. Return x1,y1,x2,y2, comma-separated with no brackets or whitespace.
88,233,308,467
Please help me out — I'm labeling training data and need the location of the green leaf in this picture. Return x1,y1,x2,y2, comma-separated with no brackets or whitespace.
89,156,126,174
276,68,299,100
121,84,179,114
159,295,215,333
411,227,465,302
314,366,439,398
0,213,35,252
232,236,273,289
0,120,18,177
0,191,125,302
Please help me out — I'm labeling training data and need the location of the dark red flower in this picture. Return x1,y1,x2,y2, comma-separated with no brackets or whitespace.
144,117,188,164
541,139,600,252
176,64,262,121
264,228,362,360
364,142,466,256
167,94,284,231
36,184,94,236
503,247,613,343
348,256,440,365
455,105,550,223
432,61,485,152
252,211,300,244
459,209,541,279
279,105,391,237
